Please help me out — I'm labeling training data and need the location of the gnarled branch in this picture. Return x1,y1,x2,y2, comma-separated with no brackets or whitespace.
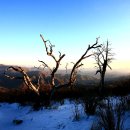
69,37,101,86
4,66,40,95
40,34,65,88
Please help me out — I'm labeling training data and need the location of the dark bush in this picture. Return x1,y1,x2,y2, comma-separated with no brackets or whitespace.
82,96,100,116
91,97,126,130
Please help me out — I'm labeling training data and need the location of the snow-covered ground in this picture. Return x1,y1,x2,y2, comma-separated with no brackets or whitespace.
0,100,94,130
0,99,130,130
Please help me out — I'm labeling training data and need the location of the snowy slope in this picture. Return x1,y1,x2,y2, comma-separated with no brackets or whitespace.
0,100,130,130
0,101,94,130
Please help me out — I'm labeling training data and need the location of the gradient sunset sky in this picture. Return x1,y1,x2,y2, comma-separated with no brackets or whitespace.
0,0,130,73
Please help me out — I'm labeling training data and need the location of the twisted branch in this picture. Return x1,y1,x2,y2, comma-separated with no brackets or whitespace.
69,37,101,86
40,34,65,88
4,66,40,95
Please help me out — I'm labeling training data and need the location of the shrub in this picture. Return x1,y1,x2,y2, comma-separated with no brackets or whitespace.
91,97,126,130
72,99,81,121
82,96,99,116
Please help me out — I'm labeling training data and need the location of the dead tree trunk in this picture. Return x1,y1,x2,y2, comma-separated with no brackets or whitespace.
95,40,113,93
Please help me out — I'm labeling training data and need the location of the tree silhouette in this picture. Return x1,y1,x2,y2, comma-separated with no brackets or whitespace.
95,40,114,92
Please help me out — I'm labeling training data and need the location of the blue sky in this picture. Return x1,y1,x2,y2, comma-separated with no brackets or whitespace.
0,0,130,72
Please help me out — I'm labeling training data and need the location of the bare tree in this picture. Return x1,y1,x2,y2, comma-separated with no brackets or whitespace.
4,35,101,96
40,35,101,92
65,63,68,74
95,40,113,91
4,66,40,95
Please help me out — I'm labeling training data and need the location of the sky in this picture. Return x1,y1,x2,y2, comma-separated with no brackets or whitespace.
0,0,130,73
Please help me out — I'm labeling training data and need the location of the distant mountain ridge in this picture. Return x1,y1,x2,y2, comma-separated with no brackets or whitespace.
0,65,99,89
0,65,129,89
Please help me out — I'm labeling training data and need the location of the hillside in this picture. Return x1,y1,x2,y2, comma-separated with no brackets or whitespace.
0,65,99,89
